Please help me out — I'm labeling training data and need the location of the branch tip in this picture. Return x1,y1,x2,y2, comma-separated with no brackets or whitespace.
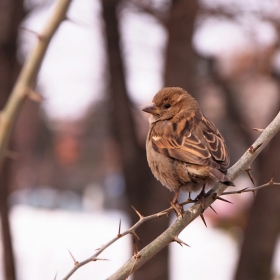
92,257,109,262
252,127,264,132
209,205,218,215
28,90,44,102
212,193,233,204
117,219,122,238
68,249,79,266
131,205,144,219
200,214,207,227
269,173,275,185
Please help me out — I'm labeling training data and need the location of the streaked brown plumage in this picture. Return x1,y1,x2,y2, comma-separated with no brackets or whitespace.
143,87,234,206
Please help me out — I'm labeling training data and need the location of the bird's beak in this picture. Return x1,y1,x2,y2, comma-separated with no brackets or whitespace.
142,104,160,115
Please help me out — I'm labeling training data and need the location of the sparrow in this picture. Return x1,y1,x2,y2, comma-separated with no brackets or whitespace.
142,87,234,212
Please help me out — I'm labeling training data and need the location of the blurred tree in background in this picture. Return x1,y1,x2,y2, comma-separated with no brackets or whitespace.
1,0,280,279
0,0,24,279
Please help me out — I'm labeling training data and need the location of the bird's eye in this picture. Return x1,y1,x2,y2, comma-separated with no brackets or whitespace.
164,104,171,109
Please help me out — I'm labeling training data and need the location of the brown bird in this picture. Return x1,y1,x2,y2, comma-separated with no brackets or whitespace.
142,87,234,212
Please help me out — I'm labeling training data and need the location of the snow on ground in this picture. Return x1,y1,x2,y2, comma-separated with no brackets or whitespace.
170,218,238,280
1,205,279,279
1,206,131,280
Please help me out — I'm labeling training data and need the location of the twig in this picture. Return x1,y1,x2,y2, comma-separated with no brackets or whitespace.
222,182,280,195
61,205,175,280
0,0,73,172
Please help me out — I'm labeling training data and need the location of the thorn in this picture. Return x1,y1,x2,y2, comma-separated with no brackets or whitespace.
131,231,142,244
65,16,92,28
19,26,45,40
28,90,44,102
54,273,57,280
245,167,255,186
269,173,275,185
117,219,122,238
209,205,218,215
248,143,262,154
131,205,144,219
68,249,79,266
212,193,233,204
19,27,39,36
200,213,207,228
252,127,264,132
133,238,138,254
92,257,109,261
4,150,19,160
133,238,141,260
173,236,190,247
95,247,100,251
200,196,205,213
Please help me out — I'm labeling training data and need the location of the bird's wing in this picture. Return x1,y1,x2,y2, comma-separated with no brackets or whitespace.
150,111,229,171
200,114,229,170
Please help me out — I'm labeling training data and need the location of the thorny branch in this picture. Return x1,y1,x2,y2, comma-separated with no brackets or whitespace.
61,205,175,280
61,112,280,280
0,0,73,172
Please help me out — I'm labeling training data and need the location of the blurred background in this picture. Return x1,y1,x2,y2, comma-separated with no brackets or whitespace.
1,0,280,279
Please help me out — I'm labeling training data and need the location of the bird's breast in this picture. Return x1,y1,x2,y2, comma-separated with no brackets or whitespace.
146,138,181,192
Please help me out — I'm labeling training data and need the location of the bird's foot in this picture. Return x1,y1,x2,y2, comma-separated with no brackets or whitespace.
169,189,184,217
169,200,184,217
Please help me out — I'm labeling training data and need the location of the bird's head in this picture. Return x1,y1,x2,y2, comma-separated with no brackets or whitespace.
142,87,198,123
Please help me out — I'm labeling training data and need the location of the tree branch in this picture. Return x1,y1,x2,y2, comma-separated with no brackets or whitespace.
61,112,280,279
106,111,280,280
0,0,73,172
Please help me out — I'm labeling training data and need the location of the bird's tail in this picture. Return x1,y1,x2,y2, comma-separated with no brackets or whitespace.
210,168,235,186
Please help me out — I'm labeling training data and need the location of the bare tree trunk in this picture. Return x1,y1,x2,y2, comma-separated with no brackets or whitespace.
234,108,280,280
164,0,199,95
0,0,24,279
0,160,16,280
101,1,169,279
